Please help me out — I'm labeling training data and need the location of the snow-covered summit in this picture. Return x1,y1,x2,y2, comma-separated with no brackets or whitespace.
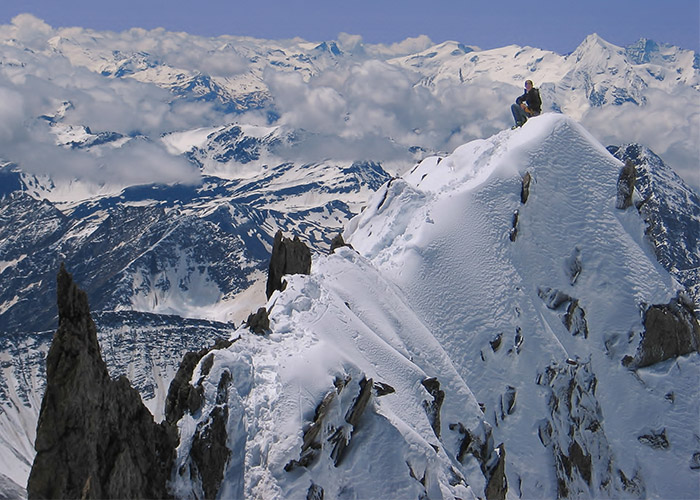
169,114,698,499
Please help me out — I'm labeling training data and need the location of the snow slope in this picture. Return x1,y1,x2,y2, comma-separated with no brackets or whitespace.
173,114,699,499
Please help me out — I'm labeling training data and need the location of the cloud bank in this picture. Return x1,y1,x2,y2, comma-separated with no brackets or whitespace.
0,14,697,193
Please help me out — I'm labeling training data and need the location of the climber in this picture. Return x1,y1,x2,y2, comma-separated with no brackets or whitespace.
511,80,542,128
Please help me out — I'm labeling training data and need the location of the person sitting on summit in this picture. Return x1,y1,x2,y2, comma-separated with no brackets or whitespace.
511,80,542,128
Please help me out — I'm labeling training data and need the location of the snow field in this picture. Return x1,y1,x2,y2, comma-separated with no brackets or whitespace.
343,113,698,498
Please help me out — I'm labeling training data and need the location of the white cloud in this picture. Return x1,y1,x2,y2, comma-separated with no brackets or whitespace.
337,33,364,54
581,87,700,191
365,35,435,58
0,17,696,192
7,14,54,47
0,87,27,144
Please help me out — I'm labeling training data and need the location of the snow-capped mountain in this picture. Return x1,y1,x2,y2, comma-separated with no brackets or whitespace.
162,114,698,499
11,114,700,499
0,15,699,498
1,15,698,189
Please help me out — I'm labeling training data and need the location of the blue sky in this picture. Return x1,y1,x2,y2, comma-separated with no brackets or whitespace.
1,0,698,54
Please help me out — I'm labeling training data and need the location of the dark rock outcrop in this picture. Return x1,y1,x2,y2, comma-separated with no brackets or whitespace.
285,375,374,471
266,230,312,299
615,160,636,209
449,421,507,500
624,293,700,368
485,443,508,500
164,337,234,426
520,171,532,204
27,264,176,500
536,360,645,498
538,287,589,338
564,247,582,285
563,299,589,339
166,338,237,500
188,371,232,500
421,377,445,438
509,210,519,242
498,385,517,421
246,306,270,334
307,483,324,500
637,428,670,449
329,233,352,253
608,144,700,313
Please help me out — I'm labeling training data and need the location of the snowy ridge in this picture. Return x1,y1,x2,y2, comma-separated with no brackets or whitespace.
173,248,491,499
1,16,699,496
172,114,698,498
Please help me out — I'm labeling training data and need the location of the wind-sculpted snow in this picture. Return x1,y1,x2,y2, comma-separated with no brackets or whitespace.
344,113,699,498
2,105,698,498
172,248,495,499
160,117,697,499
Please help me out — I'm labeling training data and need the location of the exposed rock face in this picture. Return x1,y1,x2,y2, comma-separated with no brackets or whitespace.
520,171,532,204
285,375,375,472
188,371,231,500
421,377,445,438
266,230,312,298
615,160,636,209
27,264,175,500
164,337,235,426
164,338,236,499
538,287,589,338
484,444,507,500
624,293,700,368
329,233,352,253
246,307,270,334
509,210,519,242
450,421,507,500
536,360,645,499
608,144,700,313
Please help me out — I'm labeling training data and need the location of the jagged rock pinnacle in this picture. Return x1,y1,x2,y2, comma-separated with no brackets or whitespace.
27,264,175,500
266,230,312,299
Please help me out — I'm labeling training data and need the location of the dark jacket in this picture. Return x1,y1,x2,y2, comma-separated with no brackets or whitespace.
516,88,542,115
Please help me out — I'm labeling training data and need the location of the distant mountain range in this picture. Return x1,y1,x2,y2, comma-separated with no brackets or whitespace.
0,17,698,497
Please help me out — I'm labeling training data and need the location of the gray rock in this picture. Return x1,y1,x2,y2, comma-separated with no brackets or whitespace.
628,293,700,368
637,428,670,449
563,299,589,338
484,443,508,500
189,372,232,500
246,307,270,334
449,421,508,500
564,247,583,285
520,171,532,204
27,264,175,500
421,377,445,438
615,160,636,209
285,375,374,471
509,210,519,242
329,233,352,253
307,483,324,500
266,230,312,298
538,288,588,338
538,287,573,310
164,337,234,426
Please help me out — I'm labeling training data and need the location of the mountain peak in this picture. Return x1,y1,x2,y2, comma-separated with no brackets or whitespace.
29,265,176,499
